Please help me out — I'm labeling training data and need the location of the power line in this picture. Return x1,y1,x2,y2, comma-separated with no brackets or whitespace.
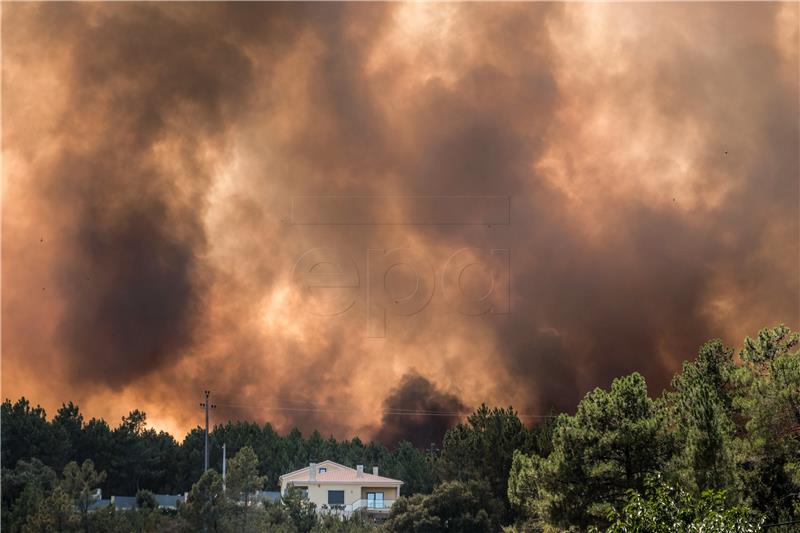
212,393,324,408
209,401,559,418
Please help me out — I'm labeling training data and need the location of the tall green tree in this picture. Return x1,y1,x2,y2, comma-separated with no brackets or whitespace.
61,460,106,533
668,339,740,495
507,450,541,525
181,469,229,533
226,445,266,530
438,404,530,514
176,427,208,490
1,398,68,470
384,440,436,496
735,325,800,524
2,459,58,533
52,403,83,469
23,486,77,533
109,411,149,495
509,373,675,529
78,418,115,495
281,487,317,533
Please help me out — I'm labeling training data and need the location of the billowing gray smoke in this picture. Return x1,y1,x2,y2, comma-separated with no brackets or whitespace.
3,2,797,441
375,373,466,448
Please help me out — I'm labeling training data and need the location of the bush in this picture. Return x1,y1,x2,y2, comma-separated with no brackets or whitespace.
385,480,503,533
595,476,764,533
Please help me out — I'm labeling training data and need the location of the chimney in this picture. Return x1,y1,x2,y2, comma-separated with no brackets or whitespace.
372,466,379,476
309,463,317,482
356,465,364,478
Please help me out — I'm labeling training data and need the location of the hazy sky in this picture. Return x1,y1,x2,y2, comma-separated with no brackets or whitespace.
3,2,798,444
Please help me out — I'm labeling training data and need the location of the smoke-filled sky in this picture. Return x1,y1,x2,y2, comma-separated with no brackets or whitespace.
3,2,798,445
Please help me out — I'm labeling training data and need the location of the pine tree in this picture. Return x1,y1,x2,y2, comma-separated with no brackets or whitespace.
226,445,266,530
509,373,675,529
668,339,740,495
61,460,106,533
735,325,800,523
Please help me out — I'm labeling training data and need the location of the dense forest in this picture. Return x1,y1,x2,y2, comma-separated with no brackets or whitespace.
2,325,798,532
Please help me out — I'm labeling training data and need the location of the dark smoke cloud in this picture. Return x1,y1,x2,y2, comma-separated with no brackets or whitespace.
375,373,466,448
2,2,797,440
39,3,256,386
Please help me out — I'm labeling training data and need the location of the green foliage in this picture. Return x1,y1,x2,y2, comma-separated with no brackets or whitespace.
110,410,181,495
61,459,106,532
597,476,764,533
226,445,266,503
509,373,675,529
282,486,318,533
2,325,799,533
105,504,186,533
2,458,58,532
6,485,50,533
385,480,504,532
180,469,229,532
1,398,69,470
23,485,79,533
311,513,376,533
527,412,557,459
734,325,800,524
62,460,107,512
136,489,157,510
383,440,436,495
1,398,441,504
668,339,740,495
507,450,540,518
438,404,533,517
84,506,132,533
225,445,267,531
248,500,300,533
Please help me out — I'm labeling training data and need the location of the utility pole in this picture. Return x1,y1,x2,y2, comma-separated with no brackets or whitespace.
222,443,227,492
199,390,216,472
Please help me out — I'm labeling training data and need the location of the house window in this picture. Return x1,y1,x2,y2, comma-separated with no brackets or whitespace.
367,492,384,509
328,490,345,506
318,467,327,473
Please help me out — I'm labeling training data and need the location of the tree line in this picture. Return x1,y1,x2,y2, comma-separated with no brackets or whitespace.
2,325,798,532
1,400,437,498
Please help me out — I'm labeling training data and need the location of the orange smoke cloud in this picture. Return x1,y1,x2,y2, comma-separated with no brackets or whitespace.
2,2,797,443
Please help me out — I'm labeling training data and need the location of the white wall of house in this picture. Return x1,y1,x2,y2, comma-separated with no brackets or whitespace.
279,462,402,514
282,483,400,509
307,483,358,507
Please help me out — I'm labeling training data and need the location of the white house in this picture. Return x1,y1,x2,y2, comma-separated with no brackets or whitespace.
279,460,403,516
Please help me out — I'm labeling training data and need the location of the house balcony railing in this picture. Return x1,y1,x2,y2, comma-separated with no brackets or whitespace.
319,499,397,515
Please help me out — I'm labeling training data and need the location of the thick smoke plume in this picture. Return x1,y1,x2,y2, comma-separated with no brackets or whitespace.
3,3,798,443
375,373,466,449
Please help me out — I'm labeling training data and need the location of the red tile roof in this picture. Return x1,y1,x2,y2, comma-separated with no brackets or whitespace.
314,470,401,484
280,461,402,485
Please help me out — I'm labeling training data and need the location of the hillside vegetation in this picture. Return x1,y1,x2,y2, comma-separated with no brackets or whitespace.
2,325,798,532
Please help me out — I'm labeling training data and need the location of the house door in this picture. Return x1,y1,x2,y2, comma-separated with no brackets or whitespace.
367,492,384,509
